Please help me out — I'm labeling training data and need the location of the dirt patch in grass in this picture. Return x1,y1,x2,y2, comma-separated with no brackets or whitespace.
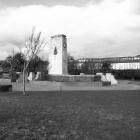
0,91,140,140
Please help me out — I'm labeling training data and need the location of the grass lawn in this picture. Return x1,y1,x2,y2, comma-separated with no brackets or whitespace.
0,91,140,140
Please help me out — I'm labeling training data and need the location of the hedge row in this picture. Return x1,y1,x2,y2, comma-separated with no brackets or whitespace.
0,85,12,92
112,70,140,80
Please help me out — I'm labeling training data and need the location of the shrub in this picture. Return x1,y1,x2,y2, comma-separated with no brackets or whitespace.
93,75,101,81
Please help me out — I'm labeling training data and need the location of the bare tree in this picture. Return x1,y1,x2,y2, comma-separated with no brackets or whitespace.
22,28,46,95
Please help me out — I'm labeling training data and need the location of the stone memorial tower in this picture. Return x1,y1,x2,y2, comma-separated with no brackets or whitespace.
49,34,68,75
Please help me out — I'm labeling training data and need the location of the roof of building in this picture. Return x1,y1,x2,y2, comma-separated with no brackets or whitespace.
77,55,140,63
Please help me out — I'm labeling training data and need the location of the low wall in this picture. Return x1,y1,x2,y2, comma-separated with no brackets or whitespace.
0,79,11,83
45,74,101,82
0,85,12,92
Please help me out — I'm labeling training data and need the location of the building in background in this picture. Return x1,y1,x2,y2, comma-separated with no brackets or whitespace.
74,55,140,79
77,55,140,70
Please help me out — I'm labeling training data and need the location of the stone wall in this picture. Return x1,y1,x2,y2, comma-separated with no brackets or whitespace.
46,75,101,82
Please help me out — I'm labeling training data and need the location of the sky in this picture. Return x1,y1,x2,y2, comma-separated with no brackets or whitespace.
0,0,140,60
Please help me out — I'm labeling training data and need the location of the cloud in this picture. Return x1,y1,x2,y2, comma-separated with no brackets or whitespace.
0,0,104,7
0,0,140,60
122,0,140,14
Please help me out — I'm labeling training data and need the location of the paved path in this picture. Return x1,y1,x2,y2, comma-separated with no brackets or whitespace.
11,80,140,91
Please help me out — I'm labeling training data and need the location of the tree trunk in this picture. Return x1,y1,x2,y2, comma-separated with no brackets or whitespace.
23,69,26,95
23,62,26,95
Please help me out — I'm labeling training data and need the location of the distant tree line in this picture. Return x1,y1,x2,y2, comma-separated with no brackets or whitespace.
1,52,48,74
2,53,140,80
68,55,111,75
67,55,81,75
